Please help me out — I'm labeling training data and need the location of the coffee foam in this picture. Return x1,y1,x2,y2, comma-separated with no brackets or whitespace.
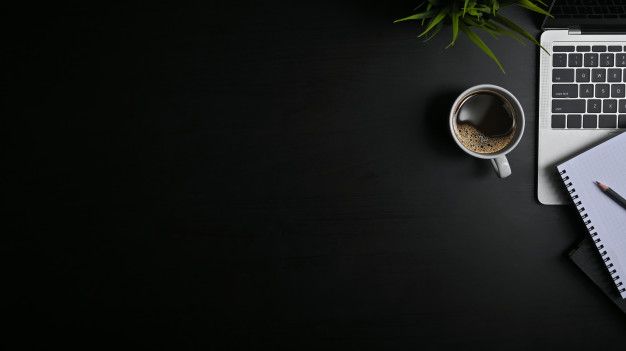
454,122,515,154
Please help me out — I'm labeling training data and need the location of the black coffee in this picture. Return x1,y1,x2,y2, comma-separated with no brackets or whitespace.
454,91,516,154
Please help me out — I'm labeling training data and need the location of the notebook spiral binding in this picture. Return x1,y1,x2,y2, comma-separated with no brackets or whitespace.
560,169,626,293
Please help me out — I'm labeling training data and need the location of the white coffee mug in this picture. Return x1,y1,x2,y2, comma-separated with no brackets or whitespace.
449,84,525,178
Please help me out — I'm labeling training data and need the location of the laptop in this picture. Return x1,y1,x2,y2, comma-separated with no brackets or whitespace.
538,0,626,205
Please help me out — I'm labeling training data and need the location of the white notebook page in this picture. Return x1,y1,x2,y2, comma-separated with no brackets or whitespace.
557,132,626,299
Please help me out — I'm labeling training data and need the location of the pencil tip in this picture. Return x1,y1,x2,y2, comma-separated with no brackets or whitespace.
596,181,609,191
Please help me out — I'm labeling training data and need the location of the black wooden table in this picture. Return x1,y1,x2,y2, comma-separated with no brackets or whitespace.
7,1,626,349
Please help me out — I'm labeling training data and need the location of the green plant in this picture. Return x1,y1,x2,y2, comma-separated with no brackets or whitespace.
395,0,551,72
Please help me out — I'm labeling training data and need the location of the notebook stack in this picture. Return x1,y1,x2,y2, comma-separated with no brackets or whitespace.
570,237,626,313
557,132,626,308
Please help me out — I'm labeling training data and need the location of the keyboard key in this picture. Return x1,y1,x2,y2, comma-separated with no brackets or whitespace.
608,68,622,82
596,84,610,97
617,53,626,66
552,114,566,128
577,45,591,52
577,68,590,82
554,45,576,52
583,114,598,128
609,45,622,52
552,84,578,98
567,114,582,128
568,53,583,67
580,84,594,97
553,53,567,67
592,68,606,82
600,53,614,67
612,84,626,97
588,99,602,113
553,69,575,82
593,45,607,52
599,114,617,128
604,99,617,112
584,53,598,67
553,99,586,113
567,115,582,128
620,99,626,112
619,115,626,128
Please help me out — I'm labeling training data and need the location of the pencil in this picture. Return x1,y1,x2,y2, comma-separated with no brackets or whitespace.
595,181,626,211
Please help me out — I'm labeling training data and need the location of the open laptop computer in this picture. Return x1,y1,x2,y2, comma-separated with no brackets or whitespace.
538,0,626,205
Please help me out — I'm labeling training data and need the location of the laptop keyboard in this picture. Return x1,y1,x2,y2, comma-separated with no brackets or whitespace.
551,44,626,129
551,0,626,19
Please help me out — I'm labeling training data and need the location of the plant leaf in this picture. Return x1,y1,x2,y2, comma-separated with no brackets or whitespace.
460,23,505,73
423,22,444,42
447,13,460,48
418,8,448,37
488,20,527,44
492,0,499,15
446,1,460,48
413,1,426,11
423,3,433,25
394,10,436,23
493,14,549,53
517,0,553,17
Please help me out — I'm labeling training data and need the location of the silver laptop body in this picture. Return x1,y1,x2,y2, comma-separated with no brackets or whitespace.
537,2,626,205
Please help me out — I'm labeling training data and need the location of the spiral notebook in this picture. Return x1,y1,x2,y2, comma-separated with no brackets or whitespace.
557,132,626,299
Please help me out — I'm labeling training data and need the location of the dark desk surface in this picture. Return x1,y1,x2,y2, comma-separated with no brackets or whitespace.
7,1,626,349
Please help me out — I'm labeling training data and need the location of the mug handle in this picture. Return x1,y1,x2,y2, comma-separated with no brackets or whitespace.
490,155,511,178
